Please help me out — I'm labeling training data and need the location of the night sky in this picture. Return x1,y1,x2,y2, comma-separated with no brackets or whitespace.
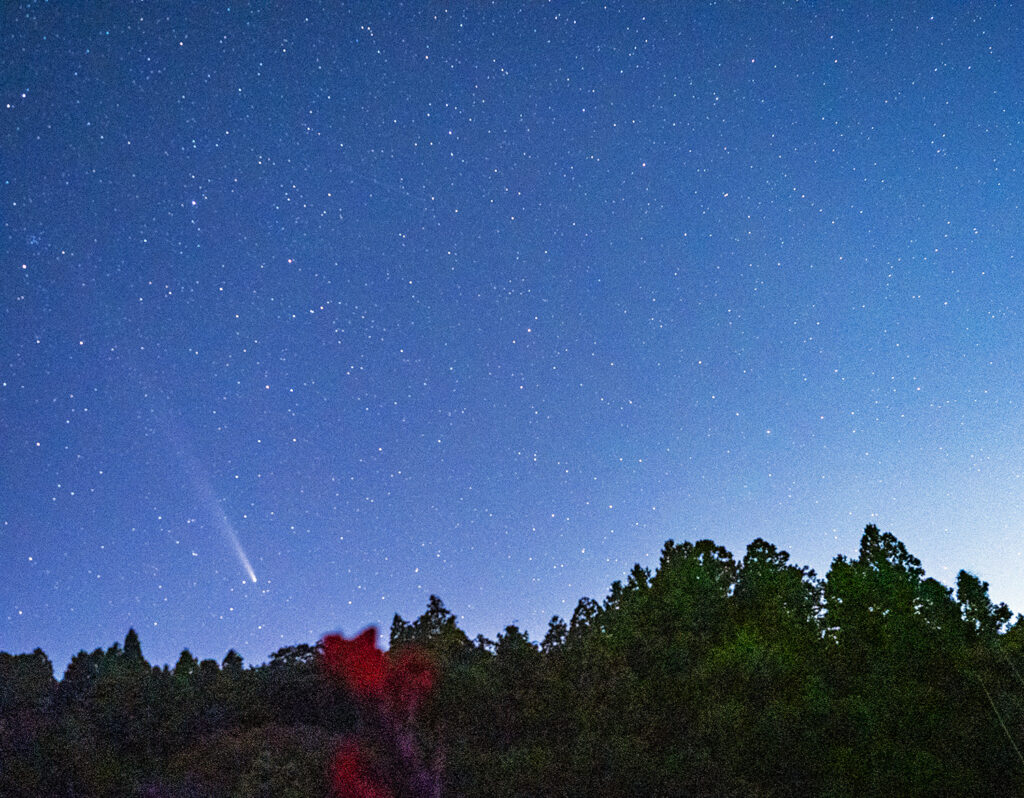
4,2,1023,673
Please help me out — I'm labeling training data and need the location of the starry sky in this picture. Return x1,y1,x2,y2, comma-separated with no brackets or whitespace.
3,1,1023,673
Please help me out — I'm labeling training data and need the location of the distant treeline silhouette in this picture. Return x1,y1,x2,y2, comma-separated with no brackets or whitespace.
2,525,1023,797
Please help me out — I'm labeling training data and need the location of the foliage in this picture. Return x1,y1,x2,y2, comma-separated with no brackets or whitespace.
321,626,439,797
2,526,1023,796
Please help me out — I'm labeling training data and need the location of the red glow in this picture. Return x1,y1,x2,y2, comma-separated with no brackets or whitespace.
322,627,439,798
321,627,387,699
331,741,392,798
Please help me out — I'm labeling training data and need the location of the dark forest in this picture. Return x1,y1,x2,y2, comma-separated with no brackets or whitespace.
3,525,1022,797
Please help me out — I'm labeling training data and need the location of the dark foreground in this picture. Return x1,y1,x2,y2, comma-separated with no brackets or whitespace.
3,525,1022,797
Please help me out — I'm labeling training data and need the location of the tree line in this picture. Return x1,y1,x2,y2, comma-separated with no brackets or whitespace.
2,524,1022,797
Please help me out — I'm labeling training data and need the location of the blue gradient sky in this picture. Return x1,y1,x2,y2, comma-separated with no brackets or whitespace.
3,1,1023,672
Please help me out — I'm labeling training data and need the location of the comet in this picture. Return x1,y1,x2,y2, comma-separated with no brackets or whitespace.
174,436,259,584
144,393,259,584
212,500,258,583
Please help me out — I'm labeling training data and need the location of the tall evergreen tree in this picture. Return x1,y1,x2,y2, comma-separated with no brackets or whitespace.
123,628,148,669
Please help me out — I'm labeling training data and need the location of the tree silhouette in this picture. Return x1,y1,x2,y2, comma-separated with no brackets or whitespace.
2,526,1022,796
